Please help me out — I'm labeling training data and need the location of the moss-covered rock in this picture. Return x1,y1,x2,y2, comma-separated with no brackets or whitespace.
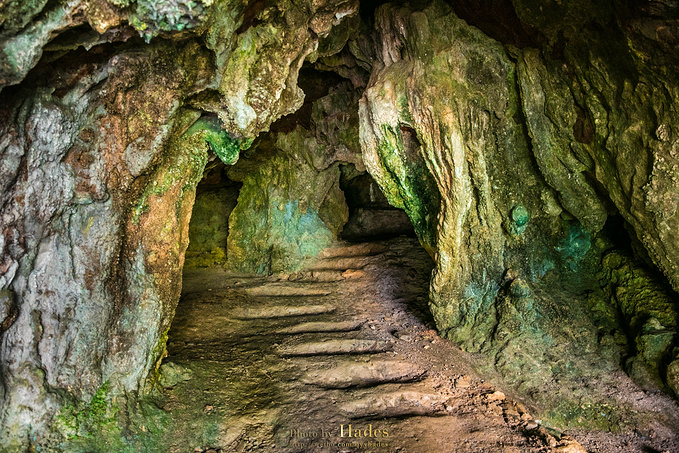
226,130,348,274
590,251,679,390
359,0,679,430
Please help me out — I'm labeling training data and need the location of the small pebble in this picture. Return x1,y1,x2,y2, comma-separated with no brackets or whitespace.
455,377,471,388
524,421,539,430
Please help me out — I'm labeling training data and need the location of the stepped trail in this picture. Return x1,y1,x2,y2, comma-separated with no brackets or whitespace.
156,238,583,452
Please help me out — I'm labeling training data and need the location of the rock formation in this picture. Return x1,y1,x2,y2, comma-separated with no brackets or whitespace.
0,0,678,449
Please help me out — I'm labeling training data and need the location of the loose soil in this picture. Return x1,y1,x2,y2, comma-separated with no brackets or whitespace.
155,237,679,452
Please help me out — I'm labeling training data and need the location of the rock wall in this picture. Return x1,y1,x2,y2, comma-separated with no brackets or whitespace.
358,0,679,422
0,0,360,448
0,40,213,447
1,0,678,447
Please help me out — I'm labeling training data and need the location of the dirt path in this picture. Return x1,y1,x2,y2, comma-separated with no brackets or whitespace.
157,238,586,452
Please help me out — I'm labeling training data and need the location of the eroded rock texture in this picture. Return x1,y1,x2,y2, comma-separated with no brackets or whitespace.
359,0,679,423
0,0,360,448
0,0,678,449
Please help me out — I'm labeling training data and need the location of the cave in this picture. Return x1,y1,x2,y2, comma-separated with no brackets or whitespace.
1,0,679,452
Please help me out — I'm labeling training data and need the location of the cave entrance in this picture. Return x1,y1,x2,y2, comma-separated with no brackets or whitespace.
183,161,241,268
155,56,452,448
159,135,441,449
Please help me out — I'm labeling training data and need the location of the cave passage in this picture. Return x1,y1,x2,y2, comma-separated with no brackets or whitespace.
158,49,679,451
165,237,453,451
160,160,480,451
184,161,241,268
3,0,679,451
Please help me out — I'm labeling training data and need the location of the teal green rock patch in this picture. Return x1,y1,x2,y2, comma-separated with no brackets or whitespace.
510,205,530,235
226,145,346,274
556,222,592,270
270,200,334,271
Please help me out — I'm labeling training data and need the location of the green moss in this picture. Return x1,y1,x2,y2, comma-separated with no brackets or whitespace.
184,116,249,165
55,382,122,450
374,124,439,254
55,387,173,452
184,247,227,268
542,400,625,432
151,326,171,374
590,250,679,390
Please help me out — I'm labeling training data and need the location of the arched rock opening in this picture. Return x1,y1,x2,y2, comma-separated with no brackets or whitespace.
1,0,679,450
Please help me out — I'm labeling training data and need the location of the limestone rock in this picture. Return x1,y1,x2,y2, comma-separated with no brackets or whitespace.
0,0,360,447
358,0,679,428
158,361,193,389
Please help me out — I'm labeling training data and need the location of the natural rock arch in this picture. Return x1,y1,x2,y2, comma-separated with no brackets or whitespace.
0,0,678,449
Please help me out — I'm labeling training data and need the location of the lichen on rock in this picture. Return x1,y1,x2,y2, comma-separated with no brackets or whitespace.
1,0,679,447
358,0,679,430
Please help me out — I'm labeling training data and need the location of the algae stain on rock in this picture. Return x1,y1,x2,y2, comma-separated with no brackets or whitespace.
184,116,250,166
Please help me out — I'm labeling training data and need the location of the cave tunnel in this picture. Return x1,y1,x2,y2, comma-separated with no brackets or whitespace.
165,78,440,449
1,0,679,451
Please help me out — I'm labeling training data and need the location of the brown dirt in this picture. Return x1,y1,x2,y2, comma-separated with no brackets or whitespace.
157,237,677,452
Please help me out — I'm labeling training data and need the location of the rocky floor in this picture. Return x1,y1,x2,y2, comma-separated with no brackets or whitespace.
156,238,674,452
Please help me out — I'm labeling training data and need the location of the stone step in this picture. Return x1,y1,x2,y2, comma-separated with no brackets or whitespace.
231,305,335,319
245,284,332,297
277,339,392,356
274,320,364,335
339,390,449,418
287,270,346,282
306,256,377,271
302,360,424,388
288,269,366,282
317,243,388,259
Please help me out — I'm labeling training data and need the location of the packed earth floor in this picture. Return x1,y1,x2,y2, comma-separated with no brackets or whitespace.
155,238,678,453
